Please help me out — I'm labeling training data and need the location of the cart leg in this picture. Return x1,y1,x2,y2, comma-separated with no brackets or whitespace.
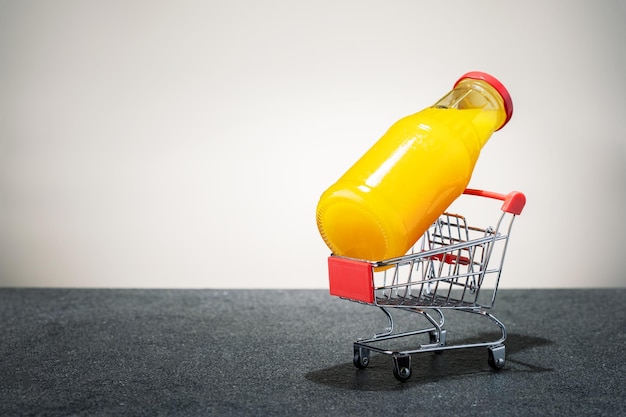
488,344,506,370
353,345,370,369
392,354,412,382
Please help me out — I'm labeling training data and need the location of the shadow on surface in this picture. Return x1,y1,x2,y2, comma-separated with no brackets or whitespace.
305,333,553,391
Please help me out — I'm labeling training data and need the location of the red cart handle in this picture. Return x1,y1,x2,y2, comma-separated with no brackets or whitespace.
463,189,526,215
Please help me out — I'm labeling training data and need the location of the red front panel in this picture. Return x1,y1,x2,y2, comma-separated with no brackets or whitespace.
328,256,374,304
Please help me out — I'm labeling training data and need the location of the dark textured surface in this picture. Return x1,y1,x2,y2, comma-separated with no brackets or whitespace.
0,288,624,416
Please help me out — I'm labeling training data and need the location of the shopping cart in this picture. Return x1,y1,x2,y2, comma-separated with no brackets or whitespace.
327,188,526,381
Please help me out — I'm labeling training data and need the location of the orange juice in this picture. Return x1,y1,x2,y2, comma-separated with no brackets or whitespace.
316,72,513,261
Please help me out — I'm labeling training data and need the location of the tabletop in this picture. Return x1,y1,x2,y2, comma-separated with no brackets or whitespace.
0,288,624,416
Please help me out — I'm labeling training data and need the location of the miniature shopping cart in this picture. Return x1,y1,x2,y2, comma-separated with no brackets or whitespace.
327,189,526,381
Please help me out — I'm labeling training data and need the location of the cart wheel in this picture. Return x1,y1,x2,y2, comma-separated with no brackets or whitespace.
393,365,412,382
488,345,506,370
353,346,369,369
392,354,412,382
429,329,446,354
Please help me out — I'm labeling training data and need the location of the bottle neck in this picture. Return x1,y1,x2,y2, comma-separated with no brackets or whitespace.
432,79,508,132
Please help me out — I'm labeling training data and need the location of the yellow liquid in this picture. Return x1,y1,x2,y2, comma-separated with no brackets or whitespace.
316,106,501,261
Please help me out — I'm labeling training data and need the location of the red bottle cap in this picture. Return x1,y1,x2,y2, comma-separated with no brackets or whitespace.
454,71,513,130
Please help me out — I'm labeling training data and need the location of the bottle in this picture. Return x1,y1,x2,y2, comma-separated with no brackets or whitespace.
316,71,513,261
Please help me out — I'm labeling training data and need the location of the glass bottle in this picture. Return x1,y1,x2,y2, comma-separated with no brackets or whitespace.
316,71,513,261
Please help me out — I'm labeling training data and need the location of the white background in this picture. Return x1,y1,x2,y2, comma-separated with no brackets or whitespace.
1,0,625,288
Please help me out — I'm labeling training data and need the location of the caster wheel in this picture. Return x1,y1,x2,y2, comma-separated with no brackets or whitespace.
392,354,412,382
353,347,369,369
488,345,506,370
393,365,412,382
429,329,446,354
